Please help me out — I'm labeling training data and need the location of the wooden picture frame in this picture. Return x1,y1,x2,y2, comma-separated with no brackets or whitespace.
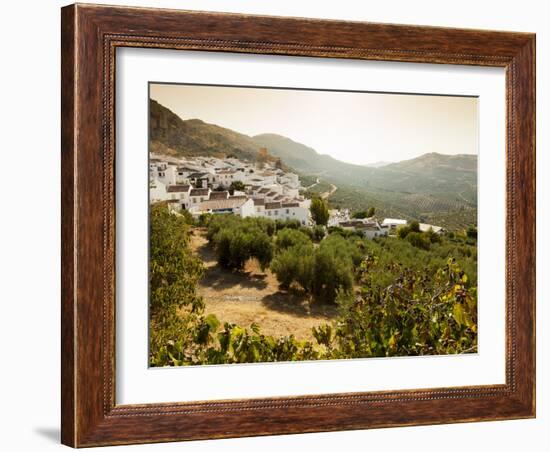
61,3,535,447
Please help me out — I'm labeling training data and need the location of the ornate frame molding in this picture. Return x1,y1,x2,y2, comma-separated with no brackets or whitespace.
62,4,535,447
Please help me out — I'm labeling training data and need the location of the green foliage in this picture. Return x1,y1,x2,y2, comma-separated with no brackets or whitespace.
213,226,273,271
329,184,476,231
352,210,369,219
311,238,354,303
271,233,359,304
327,258,477,358
275,228,312,252
352,207,375,219
466,225,478,239
271,243,314,289
149,203,206,362
310,196,329,226
228,180,245,194
312,225,326,242
150,203,478,367
425,228,442,244
397,221,438,250
406,231,431,250
275,218,302,231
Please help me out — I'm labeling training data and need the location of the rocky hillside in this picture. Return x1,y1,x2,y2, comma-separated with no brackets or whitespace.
149,99,263,160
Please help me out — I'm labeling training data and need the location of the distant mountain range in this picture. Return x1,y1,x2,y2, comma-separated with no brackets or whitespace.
149,99,477,228
363,161,390,168
252,133,476,195
150,99,261,161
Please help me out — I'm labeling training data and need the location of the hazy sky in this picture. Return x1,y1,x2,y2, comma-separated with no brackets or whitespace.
150,83,478,165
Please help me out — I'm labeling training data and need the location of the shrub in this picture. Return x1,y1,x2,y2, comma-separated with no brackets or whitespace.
406,231,431,250
228,180,245,194
275,228,312,252
466,226,478,239
150,203,478,366
425,228,442,244
352,210,369,219
312,225,326,242
328,258,477,358
409,221,420,232
312,247,353,303
214,227,273,271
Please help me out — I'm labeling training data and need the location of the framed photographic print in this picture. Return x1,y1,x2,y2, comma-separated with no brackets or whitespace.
61,3,536,447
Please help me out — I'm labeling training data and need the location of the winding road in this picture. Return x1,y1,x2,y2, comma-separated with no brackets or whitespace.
321,183,337,199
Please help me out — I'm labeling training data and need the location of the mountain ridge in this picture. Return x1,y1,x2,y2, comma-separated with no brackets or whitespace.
149,99,263,161
149,99,477,228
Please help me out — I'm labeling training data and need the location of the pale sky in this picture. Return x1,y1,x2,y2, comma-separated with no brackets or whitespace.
150,83,478,165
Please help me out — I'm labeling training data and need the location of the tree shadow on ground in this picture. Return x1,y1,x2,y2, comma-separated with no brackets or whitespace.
200,265,269,290
193,239,216,263
261,291,337,319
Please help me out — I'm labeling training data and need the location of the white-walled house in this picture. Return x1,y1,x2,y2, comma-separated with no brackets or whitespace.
208,191,230,201
192,196,255,218
150,179,168,202
188,172,213,188
328,208,350,227
382,218,408,231
419,223,445,234
214,169,238,187
253,198,265,217
263,201,311,225
282,185,300,199
148,154,315,225
152,162,177,186
166,184,192,209
188,188,212,208
339,219,388,239
258,171,278,185
282,202,311,225
175,167,194,184
279,172,300,188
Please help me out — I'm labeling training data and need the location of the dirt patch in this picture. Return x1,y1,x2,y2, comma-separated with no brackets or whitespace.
188,228,337,342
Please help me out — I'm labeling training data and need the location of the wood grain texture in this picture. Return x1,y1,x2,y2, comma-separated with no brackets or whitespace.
60,3,536,447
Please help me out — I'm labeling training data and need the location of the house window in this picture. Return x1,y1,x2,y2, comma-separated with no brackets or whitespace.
268,211,271,216
286,209,290,214
193,198,197,203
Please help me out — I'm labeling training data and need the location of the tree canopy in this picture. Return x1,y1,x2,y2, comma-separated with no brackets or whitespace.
310,196,329,226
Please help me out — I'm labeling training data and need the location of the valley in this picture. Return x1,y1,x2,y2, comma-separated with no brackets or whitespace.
150,99,477,230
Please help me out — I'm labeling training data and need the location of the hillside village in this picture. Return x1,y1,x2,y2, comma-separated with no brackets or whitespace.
149,152,444,238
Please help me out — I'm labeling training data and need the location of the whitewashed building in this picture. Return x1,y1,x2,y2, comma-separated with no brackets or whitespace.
150,179,167,203
419,223,445,234
152,162,177,186
188,188,211,208
192,196,255,218
166,184,192,209
382,218,408,231
263,201,311,225
339,219,388,239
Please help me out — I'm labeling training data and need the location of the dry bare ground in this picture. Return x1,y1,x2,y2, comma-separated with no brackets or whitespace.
189,228,337,341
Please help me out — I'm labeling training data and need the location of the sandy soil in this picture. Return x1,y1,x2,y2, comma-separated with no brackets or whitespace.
189,228,337,341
